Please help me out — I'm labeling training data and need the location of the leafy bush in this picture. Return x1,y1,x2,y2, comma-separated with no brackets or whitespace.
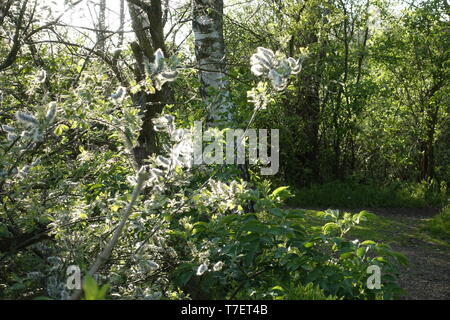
267,283,338,300
169,181,407,300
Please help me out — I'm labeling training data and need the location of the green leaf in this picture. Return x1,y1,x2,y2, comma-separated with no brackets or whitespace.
83,275,98,300
340,252,354,259
356,247,366,257
241,220,268,234
271,186,289,197
361,240,376,246
269,208,284,217
374,256,388,263
322,222,339,234
54,124,69,136
97,284,110,299
303,242,314,248
272,285,285,292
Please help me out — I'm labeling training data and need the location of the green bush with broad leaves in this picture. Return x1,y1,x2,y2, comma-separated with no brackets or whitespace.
168,180,406,300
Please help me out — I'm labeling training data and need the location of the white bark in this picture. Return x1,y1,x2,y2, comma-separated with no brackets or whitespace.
192,0,233,123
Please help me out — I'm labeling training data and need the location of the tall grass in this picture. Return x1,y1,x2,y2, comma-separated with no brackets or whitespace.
425,205,450,240
289,180,448,208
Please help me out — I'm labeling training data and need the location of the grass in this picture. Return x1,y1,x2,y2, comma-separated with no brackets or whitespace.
424,205,450,241
288,180,448,209
299,208,450,249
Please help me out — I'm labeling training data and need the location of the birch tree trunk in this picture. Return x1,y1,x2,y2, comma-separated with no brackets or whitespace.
192,0,233,123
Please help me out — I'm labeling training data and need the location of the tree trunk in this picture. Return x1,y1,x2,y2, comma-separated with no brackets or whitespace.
192,0,233,123
418,81,443,181
118,0,125,48
419,108,438,181
285,29,321,186
297,70,321,182
127,0,174,166
97,0,106,52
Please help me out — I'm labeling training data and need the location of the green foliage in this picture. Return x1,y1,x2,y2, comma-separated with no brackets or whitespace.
168,181,406,300
82,275,109,300
290,180,448,208
425,205,450,241
3,0,448,301
270,283,339,300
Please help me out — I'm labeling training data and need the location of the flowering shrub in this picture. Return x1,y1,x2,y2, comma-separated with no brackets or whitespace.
0,47,406,300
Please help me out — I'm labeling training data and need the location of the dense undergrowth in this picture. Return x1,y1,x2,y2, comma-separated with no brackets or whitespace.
289,180,448,209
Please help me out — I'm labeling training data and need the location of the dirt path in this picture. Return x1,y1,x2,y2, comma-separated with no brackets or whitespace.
368,208,450,300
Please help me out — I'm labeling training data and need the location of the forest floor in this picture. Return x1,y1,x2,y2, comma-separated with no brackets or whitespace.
303,207,450,300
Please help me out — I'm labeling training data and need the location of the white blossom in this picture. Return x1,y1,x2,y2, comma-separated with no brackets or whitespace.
146,260,159,270
156,155,171,168
151,48,165,74
111,86,127,102
46,102,57,124
36,69,47,83
16,111,38,127
213,261,224,271
2,125,15,133
196,263,208,276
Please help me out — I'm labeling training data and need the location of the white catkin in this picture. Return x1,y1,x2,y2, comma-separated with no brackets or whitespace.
213,261,224,271
150,168,164,179
257,47,275,60
16,111,39,126
46,102,57,124
268,69,287,91
147,260,159,270
37,69,47,83
160,70,178,80
163,115,174,124
196,263,208,276
153,123,167,132
250,47,301,90
288,57,301,74
30,128,41,142
250,64,267,77
111,86,126,101
152,49,165,74
171,128,186,142
152,114,174,132
2,125,15,133
156,155,171,168
155,71,178,91
251,54,272,71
